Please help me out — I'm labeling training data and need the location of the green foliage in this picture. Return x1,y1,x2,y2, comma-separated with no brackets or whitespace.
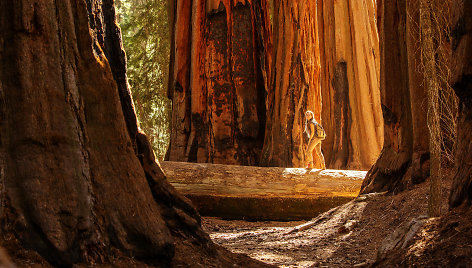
116,0,170,160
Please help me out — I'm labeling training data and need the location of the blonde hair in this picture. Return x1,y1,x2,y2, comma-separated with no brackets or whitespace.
304,110,317,134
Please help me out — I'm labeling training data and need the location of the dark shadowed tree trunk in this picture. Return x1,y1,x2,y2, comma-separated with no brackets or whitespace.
360,0,430,194
166,0,271,166
449,0,472,208
317,0,384,170
420,0,441,217
0,0,269,266
376,0,383,32
260,0,322,168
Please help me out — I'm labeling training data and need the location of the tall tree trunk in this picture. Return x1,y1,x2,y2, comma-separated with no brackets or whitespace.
376,0,383,32
0,0,268,266
420,0,441,217
318,0,384,170
449,0,472,208
360,0,430,194
166,0,271,166
261,0,322,168
406,0,432,187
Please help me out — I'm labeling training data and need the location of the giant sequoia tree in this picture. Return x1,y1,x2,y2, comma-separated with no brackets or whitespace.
449,0,472,208
260,0,322,168
360,0,431,194
167,0,385,170
166,0,271,166
1,0,472,266
317,0,384,170
0,0,268,266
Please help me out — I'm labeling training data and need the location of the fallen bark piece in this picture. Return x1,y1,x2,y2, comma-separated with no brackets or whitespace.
161,161,366,220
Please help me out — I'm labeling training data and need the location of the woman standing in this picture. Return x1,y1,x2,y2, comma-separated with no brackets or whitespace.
304,111,326,169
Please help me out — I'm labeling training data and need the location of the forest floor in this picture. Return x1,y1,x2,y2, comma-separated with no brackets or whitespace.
202,173,456,267
5,169,471,267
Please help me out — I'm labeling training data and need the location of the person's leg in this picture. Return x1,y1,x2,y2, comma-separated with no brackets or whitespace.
306,139,317,168
315,142,326,169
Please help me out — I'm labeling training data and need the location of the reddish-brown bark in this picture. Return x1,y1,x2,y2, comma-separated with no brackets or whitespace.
0,0,270,266
376,0,383,32
261,0,322,168
166,0,271,166
169,0,384,170
318,0,384,170
360,0,430,194
449,0,472,208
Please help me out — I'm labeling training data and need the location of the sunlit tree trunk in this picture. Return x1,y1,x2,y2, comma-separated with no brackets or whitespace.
449,0,472,208
167,0,271,166
318,0,384,170
260,0,322,168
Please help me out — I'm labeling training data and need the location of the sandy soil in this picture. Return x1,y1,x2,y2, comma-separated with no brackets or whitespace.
202,178,453,267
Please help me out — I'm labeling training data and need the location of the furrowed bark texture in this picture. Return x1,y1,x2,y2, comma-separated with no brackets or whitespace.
317,0,384,170
166,0,271,166
449,0,472,208
376,0,383,32
0,0,269,266
360,0,430,194
261,0,322,168
420,0,441,217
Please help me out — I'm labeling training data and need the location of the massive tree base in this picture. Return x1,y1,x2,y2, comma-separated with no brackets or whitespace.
1,237,273,268
0,0,271,267
359,0,431,195
162,161,365,220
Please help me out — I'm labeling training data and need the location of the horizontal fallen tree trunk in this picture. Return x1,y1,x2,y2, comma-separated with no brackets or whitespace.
161,161,366,220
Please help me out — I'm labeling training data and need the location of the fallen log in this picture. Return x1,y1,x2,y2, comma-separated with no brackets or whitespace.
161,161,366,220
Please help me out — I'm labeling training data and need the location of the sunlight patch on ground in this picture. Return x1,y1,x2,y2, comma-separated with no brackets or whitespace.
207,199,369,267
280,261,317,268
210,227,286,241
281,168,367,181
252,251,294,264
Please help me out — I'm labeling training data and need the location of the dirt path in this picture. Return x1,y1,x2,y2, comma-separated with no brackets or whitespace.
202,179,452,267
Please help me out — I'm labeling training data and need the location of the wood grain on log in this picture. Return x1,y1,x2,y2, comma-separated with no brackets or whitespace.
162,161,365,220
